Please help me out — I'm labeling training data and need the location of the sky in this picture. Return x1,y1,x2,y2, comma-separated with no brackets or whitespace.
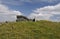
0,0,60,22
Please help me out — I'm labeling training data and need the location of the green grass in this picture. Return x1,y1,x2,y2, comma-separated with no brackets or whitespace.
0,21,60,39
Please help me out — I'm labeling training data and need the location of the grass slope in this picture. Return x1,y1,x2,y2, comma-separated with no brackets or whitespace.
0,21,60,39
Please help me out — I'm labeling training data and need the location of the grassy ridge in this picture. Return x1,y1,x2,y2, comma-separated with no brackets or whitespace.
0,21,60,39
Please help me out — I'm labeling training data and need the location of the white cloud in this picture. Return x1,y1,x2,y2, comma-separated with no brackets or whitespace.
29,3,60,22
39,0,57,3
0,4,22,22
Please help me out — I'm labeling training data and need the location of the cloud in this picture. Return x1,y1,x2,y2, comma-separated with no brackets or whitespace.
0,0,60,5
30,0,58,3
29,3,60,22
0,3,22,22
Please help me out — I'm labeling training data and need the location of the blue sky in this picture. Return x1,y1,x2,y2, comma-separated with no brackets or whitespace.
0,0,60,22
2,0,60,15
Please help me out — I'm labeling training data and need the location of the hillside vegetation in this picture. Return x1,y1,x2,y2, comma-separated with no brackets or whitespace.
0,21,60,39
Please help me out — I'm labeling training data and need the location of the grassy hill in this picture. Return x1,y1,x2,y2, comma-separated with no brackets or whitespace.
0,21,60,39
